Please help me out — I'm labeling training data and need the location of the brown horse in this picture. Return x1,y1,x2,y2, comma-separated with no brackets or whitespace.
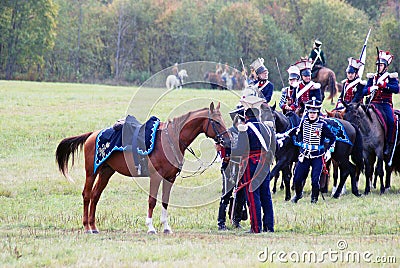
204,72,226,89
56,102,231,234
312,67,338,105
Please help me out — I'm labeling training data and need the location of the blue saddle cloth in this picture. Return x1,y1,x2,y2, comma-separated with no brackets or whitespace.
94,115,160,174
324,118,352,146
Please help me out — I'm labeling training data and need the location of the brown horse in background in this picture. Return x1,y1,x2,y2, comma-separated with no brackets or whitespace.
56,103,231,234
312,66,338,105
204,72,226,89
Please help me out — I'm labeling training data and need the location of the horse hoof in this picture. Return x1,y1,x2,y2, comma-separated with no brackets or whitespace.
285,196,291,201
352,192,362,197
163,229,173,234
332,194,340,199
91,230,99,234
147,230,157,235
84,230,92,234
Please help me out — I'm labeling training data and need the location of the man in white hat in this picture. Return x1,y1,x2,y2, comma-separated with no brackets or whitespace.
279,65,300,114
362,50,399,159
336,57,366,108
249,58,274,103
230,96,276,233
279,97,335,203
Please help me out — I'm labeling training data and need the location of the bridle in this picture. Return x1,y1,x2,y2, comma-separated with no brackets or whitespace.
204,111,229,146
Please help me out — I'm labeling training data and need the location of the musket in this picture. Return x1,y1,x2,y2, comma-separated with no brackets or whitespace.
357,28,371,79
275,58,285,88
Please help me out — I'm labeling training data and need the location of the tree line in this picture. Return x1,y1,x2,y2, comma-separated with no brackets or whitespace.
0,0,399,86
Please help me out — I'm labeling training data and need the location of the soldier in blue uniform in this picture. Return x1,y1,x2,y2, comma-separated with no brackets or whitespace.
231,96,276,233
279,65,300,114
249,58,274,103
336,57,366,108
217,115,246,230
363,50,399,159
280,97,335,203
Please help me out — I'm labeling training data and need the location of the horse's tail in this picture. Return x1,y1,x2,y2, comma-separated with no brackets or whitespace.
350,123,364,173
327,72,337,102
392,146,400,174
55,132,93,182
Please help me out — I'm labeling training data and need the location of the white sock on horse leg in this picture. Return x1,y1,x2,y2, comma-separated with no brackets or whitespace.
146,217,157,234
160,207,172,233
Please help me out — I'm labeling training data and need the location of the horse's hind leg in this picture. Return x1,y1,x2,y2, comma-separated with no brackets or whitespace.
146,175,162,234
161,179,173,234
82,170,96,233
88,164,115,233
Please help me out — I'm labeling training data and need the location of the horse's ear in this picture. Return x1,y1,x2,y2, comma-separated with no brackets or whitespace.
216,102,220,110
210,102,215,113
355,102,361,109
271,102,276,111
342,101,349,109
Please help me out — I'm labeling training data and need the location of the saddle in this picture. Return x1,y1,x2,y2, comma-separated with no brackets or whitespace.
311,65,323,79
94,115,160,176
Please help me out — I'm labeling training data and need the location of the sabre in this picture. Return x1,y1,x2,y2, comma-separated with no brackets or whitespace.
367,46,380,108
275,58,285,88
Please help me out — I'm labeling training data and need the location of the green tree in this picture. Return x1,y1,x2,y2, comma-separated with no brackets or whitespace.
0,0,57,80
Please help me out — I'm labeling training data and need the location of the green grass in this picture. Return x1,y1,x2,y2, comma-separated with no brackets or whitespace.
0,81,399,267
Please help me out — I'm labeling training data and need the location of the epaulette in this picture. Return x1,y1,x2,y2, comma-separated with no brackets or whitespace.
313,82,321,89
359,80,367,85
366,73,374,78
341,79,346,83
389,72,398,78
238,124,248,132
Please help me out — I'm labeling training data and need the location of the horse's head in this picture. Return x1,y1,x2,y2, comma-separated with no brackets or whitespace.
343,102,362,126
179,69,188,78
204,102,231,148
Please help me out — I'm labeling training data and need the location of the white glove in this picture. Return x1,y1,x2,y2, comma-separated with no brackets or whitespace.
324,150,331,161
277,139,284,148
369,85,378,94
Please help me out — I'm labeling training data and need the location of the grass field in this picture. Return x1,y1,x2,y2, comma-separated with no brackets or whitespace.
0,80,399,267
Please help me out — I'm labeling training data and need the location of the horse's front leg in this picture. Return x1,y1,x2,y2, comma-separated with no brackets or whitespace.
161,179,173,234
146,175,162,234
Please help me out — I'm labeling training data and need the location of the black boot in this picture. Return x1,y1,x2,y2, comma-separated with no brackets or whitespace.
291,183,303,203
311,187,319,203
217,198,228,230
384,143,394,160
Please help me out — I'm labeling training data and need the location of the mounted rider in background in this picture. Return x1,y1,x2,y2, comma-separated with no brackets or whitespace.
362,50,399,160
290,58,321,117
249,58,274,104
336,57,366,108
309,39,326,79
279,65,300,114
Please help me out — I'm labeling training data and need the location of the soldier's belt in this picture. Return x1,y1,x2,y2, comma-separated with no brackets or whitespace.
294,142,324,150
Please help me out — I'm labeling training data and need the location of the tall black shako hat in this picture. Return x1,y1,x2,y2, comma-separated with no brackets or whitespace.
250,58,268,75
305,97,322,113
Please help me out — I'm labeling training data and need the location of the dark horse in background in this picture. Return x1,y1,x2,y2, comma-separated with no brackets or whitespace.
269,107,300,200
343,102,400,194
312,66,338,105
270,108,364,201
56,103,231,234
204,72,227,90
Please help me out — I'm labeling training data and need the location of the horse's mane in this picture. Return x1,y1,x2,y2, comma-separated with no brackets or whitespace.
361,104,373,122
169,107,209,130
